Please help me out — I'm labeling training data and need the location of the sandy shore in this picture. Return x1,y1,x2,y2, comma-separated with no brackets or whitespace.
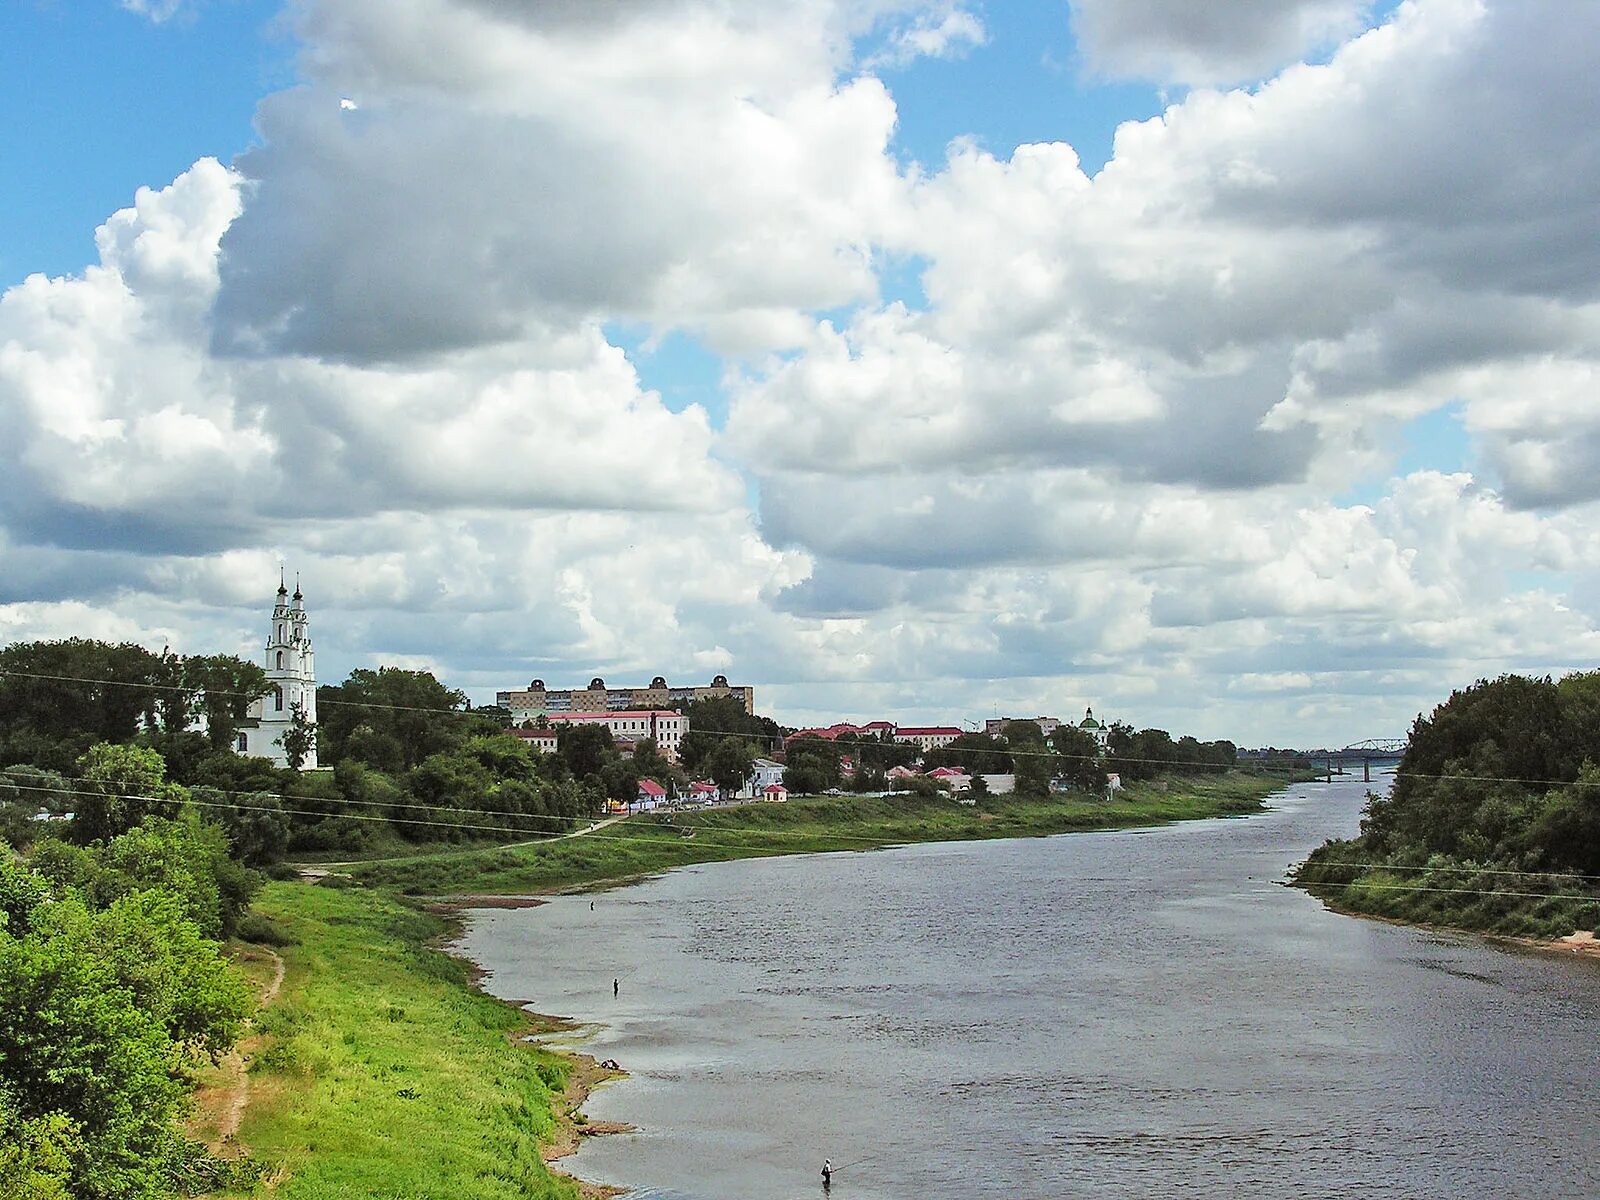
1514,929,1600,960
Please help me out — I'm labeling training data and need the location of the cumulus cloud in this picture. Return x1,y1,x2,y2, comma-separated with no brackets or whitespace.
4,0,1597,746
0,159,743,557
210,0,913,361
1068,0,1370,85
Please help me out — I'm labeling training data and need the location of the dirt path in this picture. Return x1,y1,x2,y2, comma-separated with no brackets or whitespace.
296,814,631,876
216,946,287,1144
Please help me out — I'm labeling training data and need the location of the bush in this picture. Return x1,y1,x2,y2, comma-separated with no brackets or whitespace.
235,911,297,947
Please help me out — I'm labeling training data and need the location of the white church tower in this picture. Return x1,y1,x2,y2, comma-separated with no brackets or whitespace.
239,573,318,769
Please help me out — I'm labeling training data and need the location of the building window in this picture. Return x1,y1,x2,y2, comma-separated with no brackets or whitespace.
237,733,248,752
276,650,284,668
274,686,284,712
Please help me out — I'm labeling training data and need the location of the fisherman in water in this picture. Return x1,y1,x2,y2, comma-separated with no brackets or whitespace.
821,1158,833,1189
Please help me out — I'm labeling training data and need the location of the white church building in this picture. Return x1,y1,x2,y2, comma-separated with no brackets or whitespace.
237,575,318,769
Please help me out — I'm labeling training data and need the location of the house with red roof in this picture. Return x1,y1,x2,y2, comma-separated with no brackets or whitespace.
636,778,667,810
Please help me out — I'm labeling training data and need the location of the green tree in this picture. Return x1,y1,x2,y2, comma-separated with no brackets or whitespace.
783,736,841,794
0,886,241,1200
558,724,614,780
316,668,472,772
0,639,165,772
925,732,1010,775
677,696,781,772
705,738,755,797
72,744,186,845
277,701,317,771
1049,726,1106,791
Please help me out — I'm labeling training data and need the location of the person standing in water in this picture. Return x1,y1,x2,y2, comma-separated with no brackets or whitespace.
613,977,619,997
821,1158,832,1188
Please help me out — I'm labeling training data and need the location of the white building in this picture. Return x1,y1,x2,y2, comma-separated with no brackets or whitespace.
541,710,687,761
893,725,964,752
739,757,785,799
1078,707,1111,751
239,576,318,769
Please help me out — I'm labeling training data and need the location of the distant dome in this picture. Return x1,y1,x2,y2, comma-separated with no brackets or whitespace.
650,676,667,689
589,677,606,690
530,679,545,691
712,674,729,687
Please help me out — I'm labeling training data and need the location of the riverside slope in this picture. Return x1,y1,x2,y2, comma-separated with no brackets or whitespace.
351,770,1308,897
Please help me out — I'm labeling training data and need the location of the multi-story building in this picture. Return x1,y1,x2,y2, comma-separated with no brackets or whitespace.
893,726,964,752
526,710,688,761
237,576,317,769
498,675,753,719
984,716,1061,738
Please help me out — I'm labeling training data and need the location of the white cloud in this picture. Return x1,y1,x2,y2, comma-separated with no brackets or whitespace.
5,0,1598,747
864,6,985,68
118,0,195,24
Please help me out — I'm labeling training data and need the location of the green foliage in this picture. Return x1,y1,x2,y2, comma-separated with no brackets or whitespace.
277,702,318,772
704,737,755,795
0,863,249,1199
0,1097,80,1200
925,732,1011,776
675,695,780,773
71,743,186,845
0,639,163,773
315,668,475,773
237,884,581,1199
354,771,1288,896
783,735,841,794
199,787,291,867
1299,670,1600,936
1049,725,1107,791
557,723,613,780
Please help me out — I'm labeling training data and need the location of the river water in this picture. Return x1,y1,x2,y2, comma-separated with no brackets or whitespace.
457,776,1600,1199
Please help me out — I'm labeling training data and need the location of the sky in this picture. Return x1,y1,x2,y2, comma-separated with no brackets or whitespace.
1,0,1597,746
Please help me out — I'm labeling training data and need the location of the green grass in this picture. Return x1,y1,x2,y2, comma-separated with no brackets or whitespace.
1294,842,1598,938
352,770,1309,896
222,883,580,1199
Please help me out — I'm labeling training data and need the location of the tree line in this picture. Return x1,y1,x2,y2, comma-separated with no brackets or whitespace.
1296,671,1600,935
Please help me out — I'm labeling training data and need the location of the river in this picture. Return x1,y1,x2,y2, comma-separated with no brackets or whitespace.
455,776,1600,1199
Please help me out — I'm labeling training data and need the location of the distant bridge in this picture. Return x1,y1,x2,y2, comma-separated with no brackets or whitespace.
1311,739,1406,782
1341,738,1405,755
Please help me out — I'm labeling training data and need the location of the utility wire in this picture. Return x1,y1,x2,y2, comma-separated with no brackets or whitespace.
7,666,1593,785
0,666,1358,773
0,780,950,857
13,780,1598,904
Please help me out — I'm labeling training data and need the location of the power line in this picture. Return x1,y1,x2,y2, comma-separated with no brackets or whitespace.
14,780,1598,905
0,780,956,858
0,667,1274,771
4,664,1594,785
2,768,976,852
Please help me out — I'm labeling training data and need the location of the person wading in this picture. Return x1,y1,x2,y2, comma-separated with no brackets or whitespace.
821,1158,833,1189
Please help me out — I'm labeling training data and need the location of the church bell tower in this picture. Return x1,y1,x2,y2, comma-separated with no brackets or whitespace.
239,572,318,768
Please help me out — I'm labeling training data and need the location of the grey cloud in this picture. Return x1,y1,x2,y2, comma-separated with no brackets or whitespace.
1207,2,1600,304
213,92,672,362
1068,0,1366,84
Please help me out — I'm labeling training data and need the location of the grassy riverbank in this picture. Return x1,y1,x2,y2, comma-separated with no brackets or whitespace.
1293,846,1597,938
352,770,1310,896
211,882,590,1199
